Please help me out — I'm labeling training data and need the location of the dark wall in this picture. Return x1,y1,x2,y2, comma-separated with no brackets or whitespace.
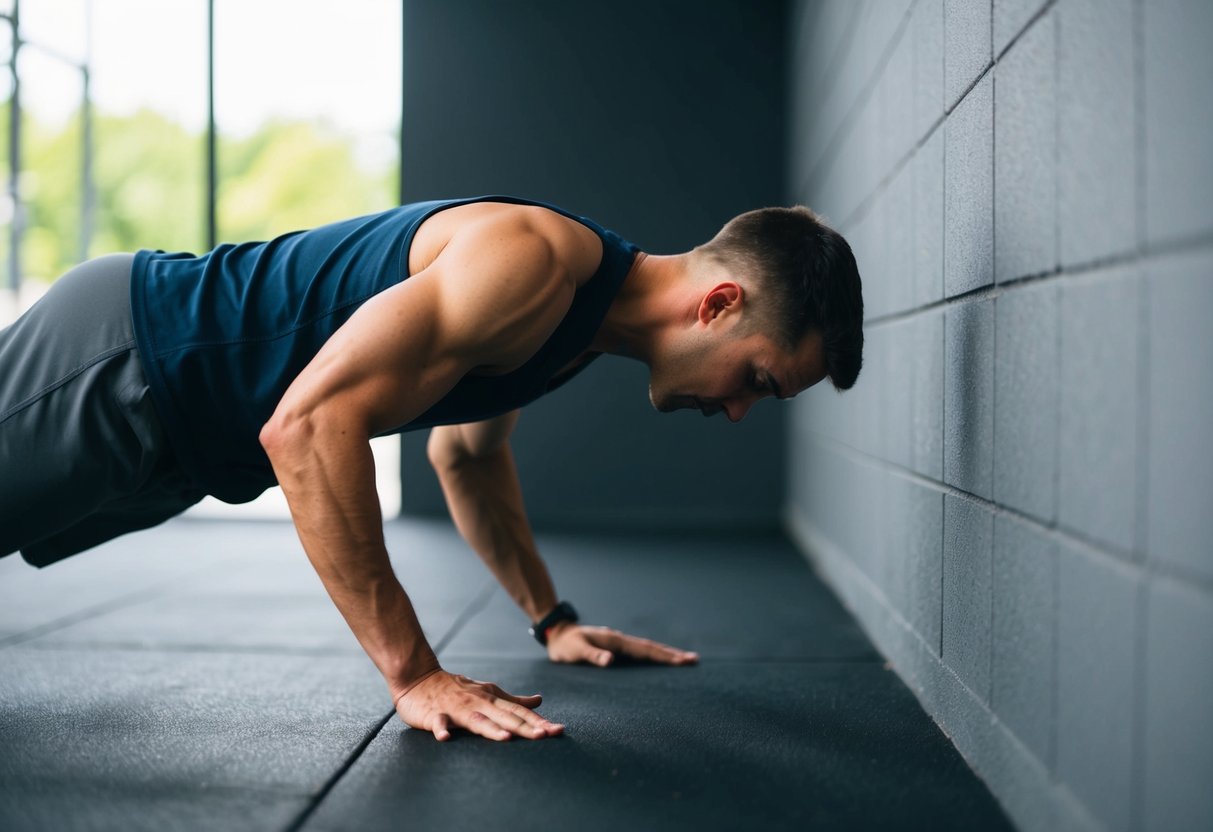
399,0,790,530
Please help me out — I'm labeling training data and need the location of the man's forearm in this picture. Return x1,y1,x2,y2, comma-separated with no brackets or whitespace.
433,442,558,622
262,418,439,694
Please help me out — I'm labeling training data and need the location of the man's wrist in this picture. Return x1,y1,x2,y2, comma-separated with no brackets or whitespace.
391,664,443,706
529,600,579,645
381,644,442,699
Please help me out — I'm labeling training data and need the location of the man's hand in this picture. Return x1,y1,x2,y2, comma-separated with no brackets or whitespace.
545,623,700,667
393,668,566,742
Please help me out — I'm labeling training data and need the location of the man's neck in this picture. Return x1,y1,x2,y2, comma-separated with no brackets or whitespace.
590,251,695,365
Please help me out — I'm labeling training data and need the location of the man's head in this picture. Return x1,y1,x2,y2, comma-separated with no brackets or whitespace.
647,205,864,422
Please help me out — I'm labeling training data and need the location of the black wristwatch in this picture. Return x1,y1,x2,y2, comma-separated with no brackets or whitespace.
529,601,579,645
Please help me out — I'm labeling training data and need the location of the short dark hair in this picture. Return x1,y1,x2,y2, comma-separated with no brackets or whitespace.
695,205,864,391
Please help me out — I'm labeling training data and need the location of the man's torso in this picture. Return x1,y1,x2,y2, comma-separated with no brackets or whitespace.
130,195,638,502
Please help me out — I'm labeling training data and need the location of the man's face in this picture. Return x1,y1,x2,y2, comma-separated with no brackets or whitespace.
648,323,828,423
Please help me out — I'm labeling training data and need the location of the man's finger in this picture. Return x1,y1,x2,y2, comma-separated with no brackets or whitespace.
590,630,699,665
486,683,543,707
484,702,554,739
431,712,452,742
492,697,563,737
624,636,699,665
488,699,544,729
464,710,512,742
588,647,614,667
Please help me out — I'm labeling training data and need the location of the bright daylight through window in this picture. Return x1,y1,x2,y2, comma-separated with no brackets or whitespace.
1,0,403,517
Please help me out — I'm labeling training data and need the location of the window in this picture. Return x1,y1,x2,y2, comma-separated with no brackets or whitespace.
214,0,401,243
2,0,403,518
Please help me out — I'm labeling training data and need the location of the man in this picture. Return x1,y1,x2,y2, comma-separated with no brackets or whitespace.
0,194,864,742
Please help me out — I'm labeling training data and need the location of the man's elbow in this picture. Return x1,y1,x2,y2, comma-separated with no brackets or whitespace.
259,408,316,461
426,427,469,472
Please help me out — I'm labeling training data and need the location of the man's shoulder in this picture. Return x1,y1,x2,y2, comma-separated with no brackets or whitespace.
410,200,603,288
491,203,605,290
407,207,586,374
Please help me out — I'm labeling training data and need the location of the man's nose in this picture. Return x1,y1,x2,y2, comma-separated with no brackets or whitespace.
727,386,774,422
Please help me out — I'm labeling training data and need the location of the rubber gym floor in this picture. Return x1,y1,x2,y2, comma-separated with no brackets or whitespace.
0,517,1013,831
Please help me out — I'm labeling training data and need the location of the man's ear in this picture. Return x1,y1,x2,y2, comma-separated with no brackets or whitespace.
697,282,743,324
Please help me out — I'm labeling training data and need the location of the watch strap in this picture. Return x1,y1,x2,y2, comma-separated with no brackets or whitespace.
529,601,579,645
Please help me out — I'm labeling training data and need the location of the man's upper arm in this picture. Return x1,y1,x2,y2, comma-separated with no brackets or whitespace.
265,218,576,441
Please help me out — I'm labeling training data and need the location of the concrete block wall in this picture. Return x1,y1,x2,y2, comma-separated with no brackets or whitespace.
784,2,1213,830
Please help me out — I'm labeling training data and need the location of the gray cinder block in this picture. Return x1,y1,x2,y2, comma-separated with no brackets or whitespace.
912,309,945,482
852,458,888,584
1145,0,1213,244
1147,250,1213,580
1144,578,1213,832
945,0,993,111
869,197,892,324
815,130,852,231
799,372,838,447
1058,0,1135,267
855,320,884,458
945,73,994,297
994,281,1059,523
1057,541,1140,832
914,127,945,308
943,493,994,702
906,479,945,654
914,0,946,143
994,0,1050,57
832,334,860,451
992,514,1057,768
883,319,914,471
820,369,847,446
854,202,886,324
946,298,995,500
1059,267,1138,555
886,165,916,317
861,0,914,100
806,434,843,554
881,468,910,614
882,28,916,176
827,444,857,557
994,11,1056,284
856,98,883,222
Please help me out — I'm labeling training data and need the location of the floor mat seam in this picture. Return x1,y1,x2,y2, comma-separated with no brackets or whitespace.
283,578,497,832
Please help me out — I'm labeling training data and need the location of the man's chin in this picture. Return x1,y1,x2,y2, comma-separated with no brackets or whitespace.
649,387,680,413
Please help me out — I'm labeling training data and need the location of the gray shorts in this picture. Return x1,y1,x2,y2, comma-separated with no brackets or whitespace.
0,254,205,567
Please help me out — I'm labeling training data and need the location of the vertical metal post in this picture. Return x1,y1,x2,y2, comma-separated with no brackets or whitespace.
80,0,94,262
206,0,216,250
80,67,92,261
398,0,405,206
6,0,21,293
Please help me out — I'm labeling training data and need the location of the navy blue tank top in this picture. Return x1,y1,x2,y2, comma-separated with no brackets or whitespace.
130,195,639,504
